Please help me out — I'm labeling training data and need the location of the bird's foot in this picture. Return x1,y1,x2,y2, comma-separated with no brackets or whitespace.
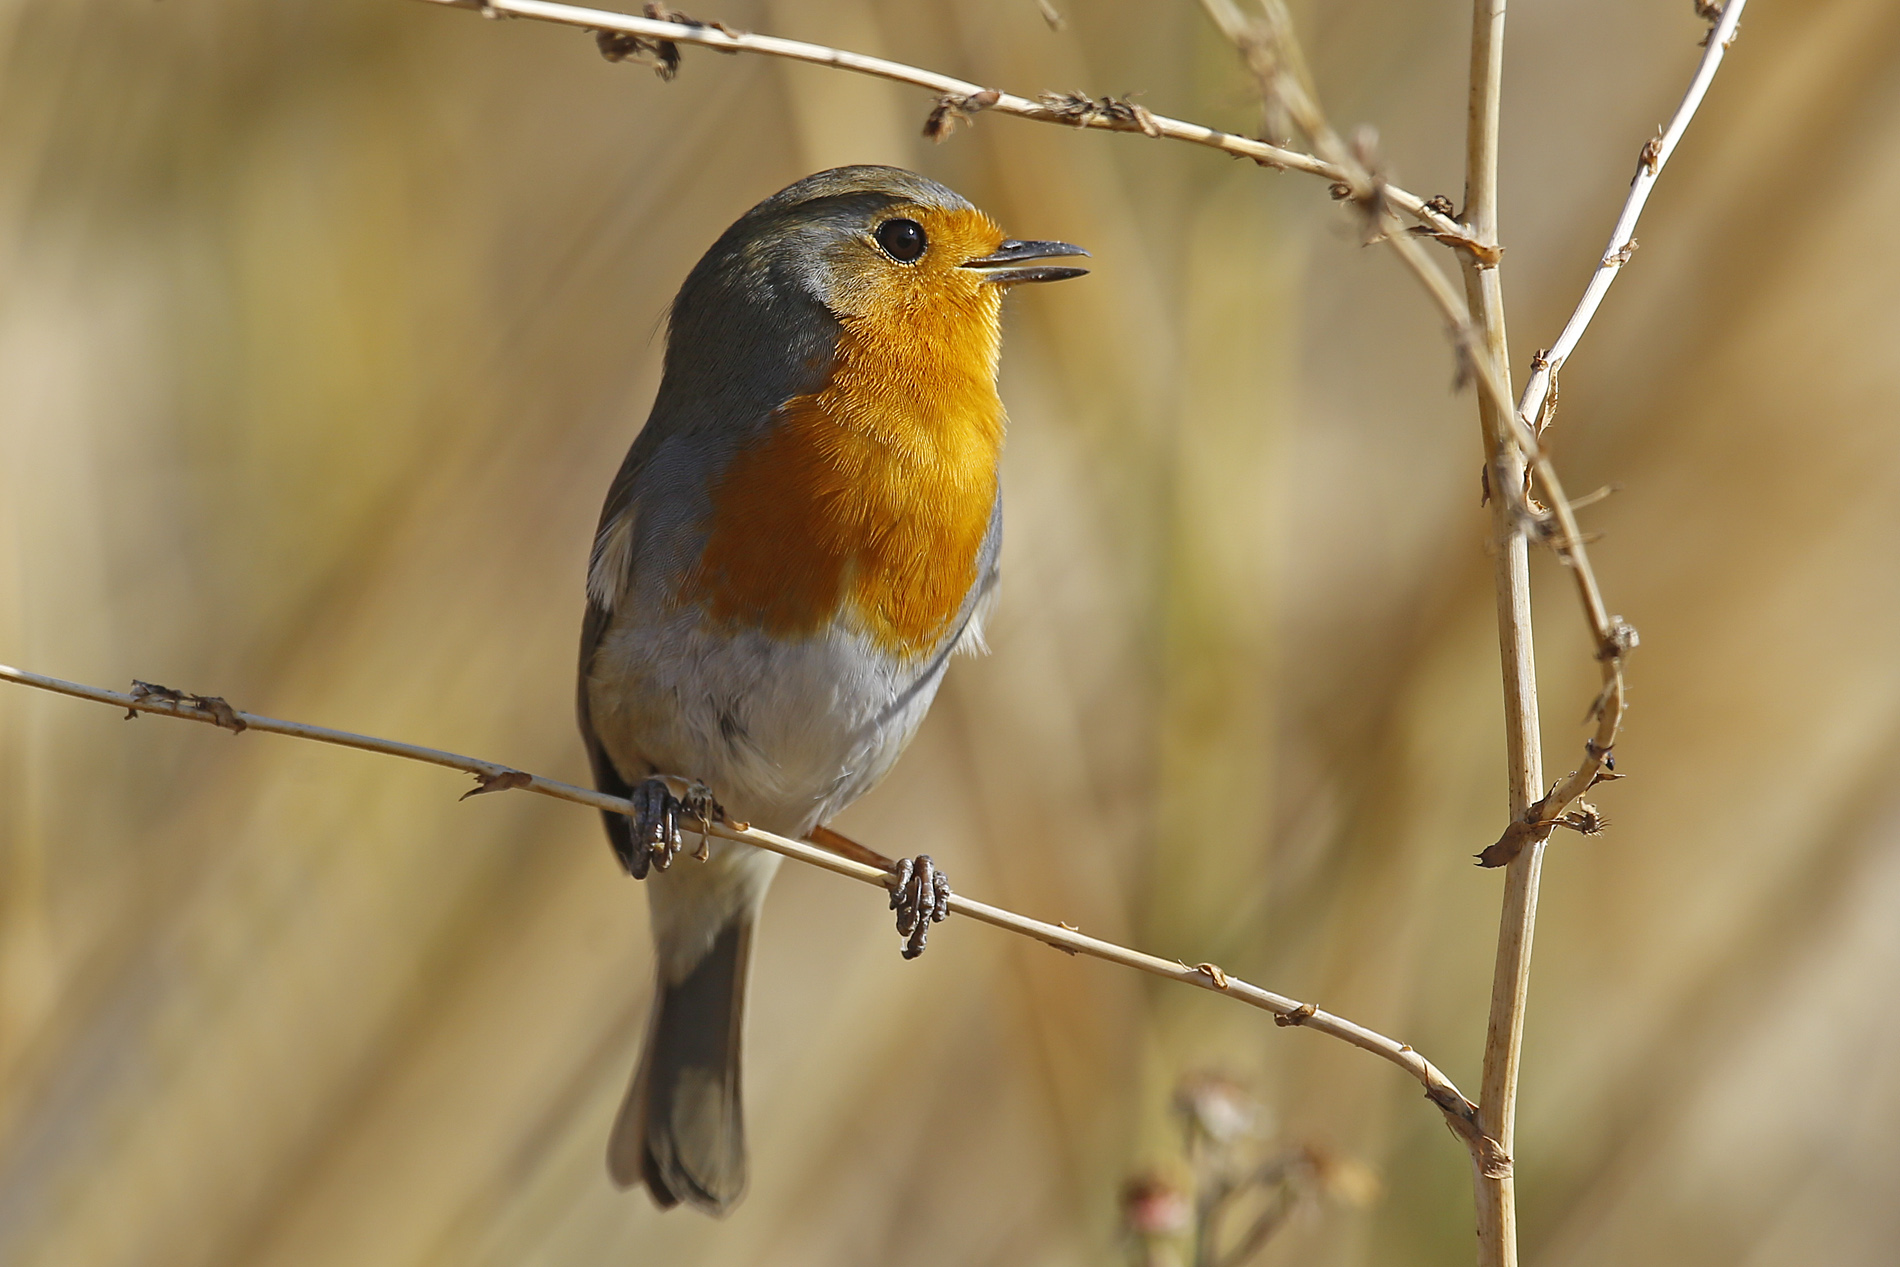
888,854,951,960
620,775,721,879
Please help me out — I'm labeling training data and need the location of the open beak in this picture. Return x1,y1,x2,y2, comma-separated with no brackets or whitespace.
961,239,1090,285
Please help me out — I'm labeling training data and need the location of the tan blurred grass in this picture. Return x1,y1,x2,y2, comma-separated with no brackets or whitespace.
3,1,1900,1263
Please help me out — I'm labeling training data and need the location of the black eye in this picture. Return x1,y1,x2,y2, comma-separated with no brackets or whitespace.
875,218,927,263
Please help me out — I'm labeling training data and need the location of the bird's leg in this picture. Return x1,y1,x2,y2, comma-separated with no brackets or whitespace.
808,826,951,958
888,854,952,960
620,774,721,879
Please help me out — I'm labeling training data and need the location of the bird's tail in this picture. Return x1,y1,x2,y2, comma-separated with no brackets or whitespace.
609,914,753,1216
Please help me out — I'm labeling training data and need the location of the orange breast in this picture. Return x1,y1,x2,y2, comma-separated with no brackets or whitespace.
681,294,1004,659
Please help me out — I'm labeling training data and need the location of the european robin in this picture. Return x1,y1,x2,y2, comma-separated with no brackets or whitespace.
577,166,1086,1214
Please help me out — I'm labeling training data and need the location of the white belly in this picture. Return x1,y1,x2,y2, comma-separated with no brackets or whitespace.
585,608,954,839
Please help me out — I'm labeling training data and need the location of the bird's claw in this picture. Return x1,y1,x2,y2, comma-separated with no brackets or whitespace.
889,854,951,960
620,776,721,879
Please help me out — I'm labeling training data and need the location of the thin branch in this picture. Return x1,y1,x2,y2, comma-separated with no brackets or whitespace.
1379,217,1520,446
0,662,1486,1148
408,0,1492,256
1515,0,1750,440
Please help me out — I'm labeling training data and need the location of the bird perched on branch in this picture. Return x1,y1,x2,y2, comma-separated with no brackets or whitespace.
576,166,1087,1215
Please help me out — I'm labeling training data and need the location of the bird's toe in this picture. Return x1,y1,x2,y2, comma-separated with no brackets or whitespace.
622,776,722,877
888,854,952,959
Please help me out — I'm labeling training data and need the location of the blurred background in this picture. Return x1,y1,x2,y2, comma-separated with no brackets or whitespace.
2,0,1897,1263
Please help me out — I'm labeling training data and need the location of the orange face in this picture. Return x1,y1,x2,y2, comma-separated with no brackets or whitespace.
819,203,1010,352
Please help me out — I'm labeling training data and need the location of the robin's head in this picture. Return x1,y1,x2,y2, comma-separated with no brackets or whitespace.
719,165,1085,317
661,167,1086,410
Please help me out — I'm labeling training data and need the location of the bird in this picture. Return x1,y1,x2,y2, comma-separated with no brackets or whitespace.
576,165,1087,1216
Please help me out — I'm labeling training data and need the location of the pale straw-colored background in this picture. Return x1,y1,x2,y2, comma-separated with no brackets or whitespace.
3,1,1897,1263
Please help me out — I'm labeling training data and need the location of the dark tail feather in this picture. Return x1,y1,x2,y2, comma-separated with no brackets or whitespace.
609,915,753,1215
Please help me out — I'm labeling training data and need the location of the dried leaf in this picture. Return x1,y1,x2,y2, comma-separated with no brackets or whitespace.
1638,130,1664,176
126,679,184,719
461,768,532,800
1557,802,1609,835
1598,618,1641,661
1478,818,1539,868
126,680,246,732
1694,0,1727,45
1478,1136,1513,1180
594,14,681,81
922,88,1000,142
191,695,247,734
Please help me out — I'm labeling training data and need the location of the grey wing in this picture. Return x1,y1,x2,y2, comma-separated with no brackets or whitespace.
578,425,670,868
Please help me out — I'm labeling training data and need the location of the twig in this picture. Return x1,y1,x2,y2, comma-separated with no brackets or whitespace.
0,662,1487,1149
407,0,1488,255
1514,0,1750,446
1378,219,1520,450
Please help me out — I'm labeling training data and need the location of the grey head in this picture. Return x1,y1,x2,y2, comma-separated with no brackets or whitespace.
659,166,970,391
656,166,1085,417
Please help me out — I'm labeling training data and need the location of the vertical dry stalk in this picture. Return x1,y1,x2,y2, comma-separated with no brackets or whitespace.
1458,4,1541,1266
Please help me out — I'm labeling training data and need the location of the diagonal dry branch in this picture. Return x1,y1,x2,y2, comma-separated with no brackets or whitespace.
1189,2,1592,885
0,662,1490,1151
409,0,1497,259
1516,0,1750,447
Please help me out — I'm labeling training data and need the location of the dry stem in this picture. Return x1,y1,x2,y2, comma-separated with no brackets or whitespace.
1458,4,1743,1264
0,662,1486,1149
1457,3,1537,1261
